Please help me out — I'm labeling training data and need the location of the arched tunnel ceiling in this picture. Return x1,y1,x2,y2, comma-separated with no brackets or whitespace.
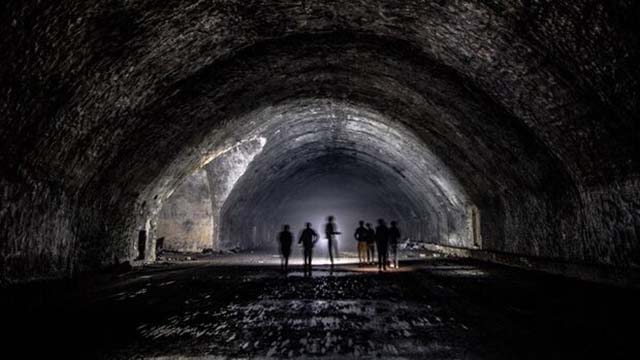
119,35,580,211
228,100,469,209
218,100,471,247
3,0,638,198
1,0,639,279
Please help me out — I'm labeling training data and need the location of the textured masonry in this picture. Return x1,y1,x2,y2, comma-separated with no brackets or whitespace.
1,0,638,281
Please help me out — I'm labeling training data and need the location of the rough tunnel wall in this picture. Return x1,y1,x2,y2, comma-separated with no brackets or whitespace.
1,0,639,281
204,137,266,250
0,179,77,280
579,179,640,266
0,178,136,281
156,170,213,252
77,202,136,270
404,219,441,244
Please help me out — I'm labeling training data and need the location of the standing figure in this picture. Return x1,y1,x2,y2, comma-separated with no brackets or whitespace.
375,219,389,271
298,222,318,276
278,224,293,273
354,220,369,266
366,223,376,265
389,221,401,269
324,216,341,268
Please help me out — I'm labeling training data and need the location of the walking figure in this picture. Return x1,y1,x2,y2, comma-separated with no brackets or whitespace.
298,223,318,276
375,219,389,271
324,216,341,268
366,223,376,264
389,221,401,269
354,220,368,266
278,224,293,273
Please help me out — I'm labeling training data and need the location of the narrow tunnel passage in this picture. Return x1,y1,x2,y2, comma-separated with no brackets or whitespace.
1,0,640,358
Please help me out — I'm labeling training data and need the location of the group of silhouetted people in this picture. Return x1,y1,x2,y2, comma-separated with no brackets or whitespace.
278,216,401,275
278,216,341,276
354,219,401,271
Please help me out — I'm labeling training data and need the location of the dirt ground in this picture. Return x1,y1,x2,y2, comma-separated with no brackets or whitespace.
3,252,639,359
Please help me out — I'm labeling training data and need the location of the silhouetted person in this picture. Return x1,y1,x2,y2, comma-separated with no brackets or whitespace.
375,219,389,271
324,216,341,268
389,221,401,269
298,223,318,276
354,220,368,266
366,223,376,264
278,224,293,273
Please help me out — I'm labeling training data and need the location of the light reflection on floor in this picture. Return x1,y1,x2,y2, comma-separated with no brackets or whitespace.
9,251,639,359
154,251,480,276
129,260,473,359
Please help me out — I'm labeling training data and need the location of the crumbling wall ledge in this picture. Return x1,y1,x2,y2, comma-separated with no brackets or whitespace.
423,243,640,288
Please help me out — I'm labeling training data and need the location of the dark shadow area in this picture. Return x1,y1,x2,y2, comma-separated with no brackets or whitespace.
2,254,639,359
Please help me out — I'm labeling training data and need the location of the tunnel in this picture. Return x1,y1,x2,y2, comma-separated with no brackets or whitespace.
1,1,639,358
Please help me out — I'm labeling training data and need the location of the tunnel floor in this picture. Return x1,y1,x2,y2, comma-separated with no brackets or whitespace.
4,252,640,359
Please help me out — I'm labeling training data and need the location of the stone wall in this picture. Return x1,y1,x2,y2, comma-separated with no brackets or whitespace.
1,0,638,281
156,170,213,252
0,178,77,281
205,137,267,250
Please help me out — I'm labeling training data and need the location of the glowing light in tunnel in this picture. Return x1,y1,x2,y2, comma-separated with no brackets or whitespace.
162,99,477,252
216,101,475,249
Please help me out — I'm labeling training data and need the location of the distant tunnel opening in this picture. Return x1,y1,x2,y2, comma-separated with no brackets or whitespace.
220,165,434,254
156,101,473,256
